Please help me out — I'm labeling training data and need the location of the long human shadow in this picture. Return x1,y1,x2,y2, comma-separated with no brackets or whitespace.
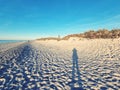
71,48,83,90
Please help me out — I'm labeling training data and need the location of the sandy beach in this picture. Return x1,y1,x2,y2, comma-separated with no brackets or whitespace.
0,38,120,90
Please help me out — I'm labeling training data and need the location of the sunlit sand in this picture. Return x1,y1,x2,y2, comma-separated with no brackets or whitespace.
0,38,120,89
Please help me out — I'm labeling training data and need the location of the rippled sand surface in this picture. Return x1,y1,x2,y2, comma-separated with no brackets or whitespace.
0,39,120,90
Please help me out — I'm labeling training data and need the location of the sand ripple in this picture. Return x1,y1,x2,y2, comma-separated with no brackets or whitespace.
0,39,120,90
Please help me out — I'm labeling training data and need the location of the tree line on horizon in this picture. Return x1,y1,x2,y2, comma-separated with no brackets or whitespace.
62,29,120,40
37,29,120,40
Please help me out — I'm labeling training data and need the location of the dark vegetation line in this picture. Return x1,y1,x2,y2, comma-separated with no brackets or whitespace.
37,29,120,40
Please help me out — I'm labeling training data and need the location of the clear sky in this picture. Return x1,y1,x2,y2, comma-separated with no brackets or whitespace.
0,0,120,40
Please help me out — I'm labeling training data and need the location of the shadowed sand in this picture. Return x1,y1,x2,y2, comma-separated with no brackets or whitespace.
71,48,83,90
0,38,120,90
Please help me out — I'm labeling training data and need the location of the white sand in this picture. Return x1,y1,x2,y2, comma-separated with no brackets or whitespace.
0,42,25,53
0,38,120,90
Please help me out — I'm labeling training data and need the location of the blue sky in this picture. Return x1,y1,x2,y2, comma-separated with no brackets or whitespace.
0,0,120,40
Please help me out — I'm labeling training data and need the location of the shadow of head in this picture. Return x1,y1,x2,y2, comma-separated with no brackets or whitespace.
73,48,77,52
